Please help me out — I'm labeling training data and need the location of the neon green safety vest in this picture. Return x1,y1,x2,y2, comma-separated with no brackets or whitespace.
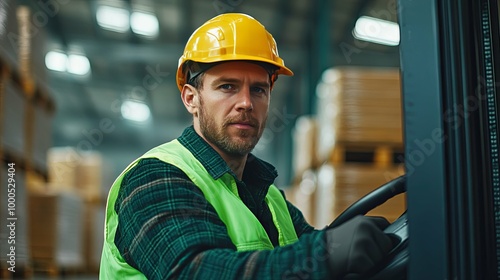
100,139,299,279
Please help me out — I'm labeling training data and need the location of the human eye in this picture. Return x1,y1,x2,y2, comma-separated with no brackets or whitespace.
219,84,235,91
251,86,268,96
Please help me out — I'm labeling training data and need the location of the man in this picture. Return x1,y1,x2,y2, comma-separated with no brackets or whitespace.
100,13,396,279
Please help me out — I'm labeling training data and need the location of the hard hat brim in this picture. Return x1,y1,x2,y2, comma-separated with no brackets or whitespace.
183,55,294,76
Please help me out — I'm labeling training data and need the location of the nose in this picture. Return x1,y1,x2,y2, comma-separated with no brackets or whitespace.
235,88,253,111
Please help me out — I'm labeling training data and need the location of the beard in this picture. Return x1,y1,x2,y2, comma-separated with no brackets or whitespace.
198,97,266,157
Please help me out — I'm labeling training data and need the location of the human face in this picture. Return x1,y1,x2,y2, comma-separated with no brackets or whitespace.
192,61,271,158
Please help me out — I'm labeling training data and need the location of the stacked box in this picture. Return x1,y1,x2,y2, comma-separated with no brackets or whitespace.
5,3,49,95
28,191,85,272
77,152,103,201
316,67,403,163
56,192,85,268
31,99,54,174
1,79,26,161
313,164,336,228
0,0,20,70
47,148,104,201
1,2,53,169
332,165,405,222
284,170,317,226
47,147,80,191
308,67,406,227
290,164,406,229
291,116,318,180
45,148,105,274
28,192,57,266
0,3,55,277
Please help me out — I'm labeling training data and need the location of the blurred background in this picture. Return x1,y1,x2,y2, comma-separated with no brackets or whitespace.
0,0,405,278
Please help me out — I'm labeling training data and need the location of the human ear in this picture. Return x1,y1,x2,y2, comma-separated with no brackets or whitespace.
180,84,199,115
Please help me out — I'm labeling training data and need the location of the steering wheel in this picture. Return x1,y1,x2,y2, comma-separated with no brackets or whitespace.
330,175,408,280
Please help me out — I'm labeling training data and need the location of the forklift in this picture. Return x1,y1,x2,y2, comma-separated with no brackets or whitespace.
333,0,500,279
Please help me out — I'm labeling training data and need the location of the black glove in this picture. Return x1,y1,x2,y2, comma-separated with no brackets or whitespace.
325,215,396,279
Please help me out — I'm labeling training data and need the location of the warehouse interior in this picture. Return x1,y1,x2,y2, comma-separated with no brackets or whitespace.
0,0,405,278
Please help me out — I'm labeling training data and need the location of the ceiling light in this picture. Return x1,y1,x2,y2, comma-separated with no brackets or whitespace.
353,16,400,46
121,100,151,122
45,51,68,72
130,11,159,38
96,5,130,33
67,54,91,76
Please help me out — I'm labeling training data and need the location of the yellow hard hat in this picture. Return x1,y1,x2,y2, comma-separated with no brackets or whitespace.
176,13,294,91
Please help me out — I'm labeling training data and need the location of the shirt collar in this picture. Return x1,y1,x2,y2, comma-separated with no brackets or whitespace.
177,126,278,185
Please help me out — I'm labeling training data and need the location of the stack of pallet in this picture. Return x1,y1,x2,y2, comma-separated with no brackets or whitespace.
44,147,105,274
316,67,403,160
25,147,106,276
0,1,54,278
47,147,104,202
288,67,406,229
286,116,319,224
28,191,85,276
21,147,106,277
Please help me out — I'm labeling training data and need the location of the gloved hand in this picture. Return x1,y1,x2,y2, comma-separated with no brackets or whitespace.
325,215,396,279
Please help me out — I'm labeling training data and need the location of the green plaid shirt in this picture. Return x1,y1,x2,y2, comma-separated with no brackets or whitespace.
114,126,331,279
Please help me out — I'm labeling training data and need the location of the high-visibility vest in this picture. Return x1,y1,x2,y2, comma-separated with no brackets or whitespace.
99,139,299,279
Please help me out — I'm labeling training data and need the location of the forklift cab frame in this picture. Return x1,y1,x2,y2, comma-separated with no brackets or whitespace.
399,0,499,279
332,0,500,279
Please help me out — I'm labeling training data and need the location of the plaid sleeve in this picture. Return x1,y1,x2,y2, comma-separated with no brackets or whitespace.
114,158,332,279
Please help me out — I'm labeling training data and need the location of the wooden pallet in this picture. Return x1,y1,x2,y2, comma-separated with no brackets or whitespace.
330,143,404,168
331,164,406,222
315,67,404,164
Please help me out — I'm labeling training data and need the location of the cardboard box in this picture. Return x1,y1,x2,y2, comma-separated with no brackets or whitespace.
0,0,20,70
292,116,318,178
28,191,85,271
47,148,103,201
331,164,406,222
31,103,53,173
47,147,80,189
77,152,103,201
284,169,317,226
1,79,27,160
316,67,403,163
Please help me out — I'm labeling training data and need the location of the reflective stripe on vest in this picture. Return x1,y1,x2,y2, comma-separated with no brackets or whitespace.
100,139,298,279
